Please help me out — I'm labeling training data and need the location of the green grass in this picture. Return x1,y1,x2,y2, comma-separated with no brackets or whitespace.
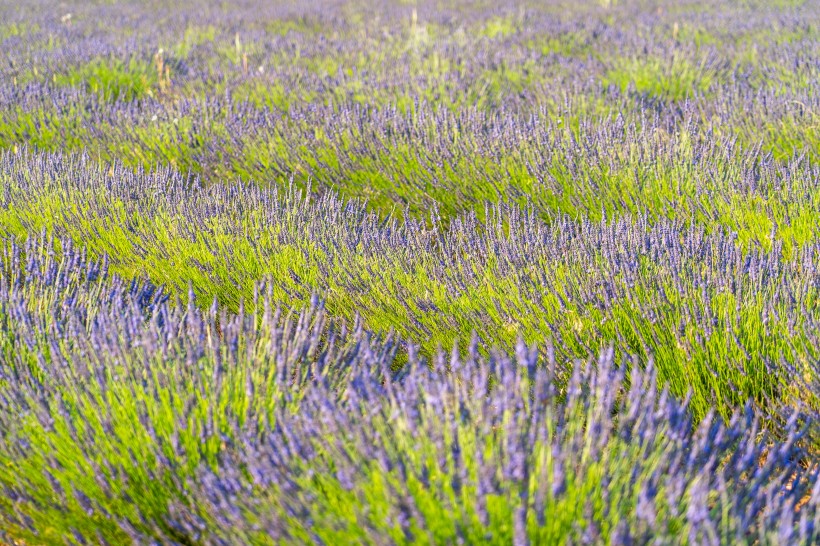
53,57,167,102
171,25,218,58
477,15,520,39
605,55,716,102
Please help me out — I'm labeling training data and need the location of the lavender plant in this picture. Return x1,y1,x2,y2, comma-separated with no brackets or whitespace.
2,151,819,425
0,237,817,545
1,0,819,542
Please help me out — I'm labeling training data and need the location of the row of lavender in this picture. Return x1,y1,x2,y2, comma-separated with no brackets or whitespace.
3,151,820,424
0,235,817,544
1,0,818,220
4,94,820,241
3,0,815,103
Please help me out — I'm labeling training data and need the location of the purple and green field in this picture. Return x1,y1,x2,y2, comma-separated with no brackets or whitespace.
1,0,819,544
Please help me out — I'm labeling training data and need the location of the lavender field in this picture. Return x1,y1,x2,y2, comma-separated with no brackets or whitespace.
1,0,819,544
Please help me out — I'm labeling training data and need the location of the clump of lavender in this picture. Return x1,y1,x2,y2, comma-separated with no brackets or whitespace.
0,237,816,544
3,150,819,425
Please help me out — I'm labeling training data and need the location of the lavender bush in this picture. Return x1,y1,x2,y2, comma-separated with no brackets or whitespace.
2,151,819,426
0,238,816,545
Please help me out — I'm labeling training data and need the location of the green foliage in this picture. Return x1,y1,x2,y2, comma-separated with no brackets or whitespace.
54,57,163,102
0,21,39,39
527,31,594,58
605,55,715,102
0,109,89,152
172,25,218,58
477,16,519,39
